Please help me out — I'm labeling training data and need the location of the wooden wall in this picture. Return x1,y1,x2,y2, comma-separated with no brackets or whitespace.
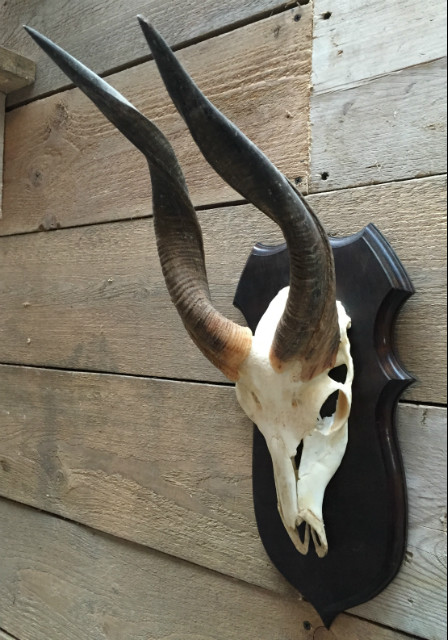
0,1,446,639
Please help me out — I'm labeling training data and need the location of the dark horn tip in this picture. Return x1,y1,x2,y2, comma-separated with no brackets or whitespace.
137,15,154,34
137,15,165,51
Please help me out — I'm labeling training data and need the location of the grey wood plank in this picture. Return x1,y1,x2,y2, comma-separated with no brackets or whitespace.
310,57,447,192
312,0,447,94
0,499,414,640
0,176,445,404
2,9,312,235
0,365,445,637
4,0,303,106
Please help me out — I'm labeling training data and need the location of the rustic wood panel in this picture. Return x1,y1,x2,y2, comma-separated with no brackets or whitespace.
0,500,415,640
2,9,312,236
0,365,445,637
310,57,447,192
3,0,304,106
312,0,447,94
0,176,445,403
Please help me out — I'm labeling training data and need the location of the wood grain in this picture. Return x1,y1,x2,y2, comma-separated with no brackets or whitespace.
2,9,312,235
312,0,447,94
0,500,415,640
0,365,445,637
4,0,304,106
0,176,445,403
310,57,447,192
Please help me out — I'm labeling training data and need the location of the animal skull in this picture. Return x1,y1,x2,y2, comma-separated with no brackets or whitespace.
236,290,353,556
26,18,353,557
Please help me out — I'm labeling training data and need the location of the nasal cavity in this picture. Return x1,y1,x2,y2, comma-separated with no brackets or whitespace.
295,440,304,469
320,391,339,419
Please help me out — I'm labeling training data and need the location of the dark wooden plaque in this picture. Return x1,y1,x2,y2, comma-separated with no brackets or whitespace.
233,224,415,627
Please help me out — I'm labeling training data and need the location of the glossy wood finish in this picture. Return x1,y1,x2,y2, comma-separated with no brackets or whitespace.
234,224,415,626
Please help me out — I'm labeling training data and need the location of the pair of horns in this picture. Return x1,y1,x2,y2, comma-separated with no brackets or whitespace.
25,18,340,382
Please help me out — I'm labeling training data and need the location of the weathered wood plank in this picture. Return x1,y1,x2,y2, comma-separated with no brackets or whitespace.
4,0,304,106
310,57,447,192
312,0,447,94
0,500,414,640
0,47,34,219
2,9,312,235
0,176,445,403
0,365,445,637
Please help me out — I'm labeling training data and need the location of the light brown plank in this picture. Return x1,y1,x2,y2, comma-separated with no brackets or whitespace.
310,57,447,192
0,365,445,637
0,500,414,640
0,176,445,403
312,0,447,94
2,9,312,236
4,0,304,106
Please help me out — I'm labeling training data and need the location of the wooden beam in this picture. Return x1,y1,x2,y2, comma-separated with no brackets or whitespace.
0,498,426,640
0,47,36,94
0,47,35,218
0,365,445,637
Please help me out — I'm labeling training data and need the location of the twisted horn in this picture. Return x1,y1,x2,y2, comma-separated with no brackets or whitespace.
24,25,252,381
137,17,340,380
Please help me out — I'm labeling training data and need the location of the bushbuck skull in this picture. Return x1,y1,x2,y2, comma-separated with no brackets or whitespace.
26,18,353,557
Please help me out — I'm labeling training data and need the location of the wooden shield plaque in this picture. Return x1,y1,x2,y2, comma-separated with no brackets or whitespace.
233,224,415,627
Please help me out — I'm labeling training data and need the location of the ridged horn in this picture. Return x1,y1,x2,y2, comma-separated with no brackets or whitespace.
24,25,252,382
137,17,340,379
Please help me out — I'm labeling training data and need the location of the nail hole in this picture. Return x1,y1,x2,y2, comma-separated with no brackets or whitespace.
297,0,310,5
303,621,312,631
321,171,330,181
294,14,302,22
320,391,339,419
295,176,303,185
329,364,348,384
322,11,332,19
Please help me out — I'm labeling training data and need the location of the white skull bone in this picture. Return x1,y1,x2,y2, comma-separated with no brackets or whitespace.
236,287,354,557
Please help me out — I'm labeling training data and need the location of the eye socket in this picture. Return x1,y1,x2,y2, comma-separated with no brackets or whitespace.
320,390,339,419
328,364,348,384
